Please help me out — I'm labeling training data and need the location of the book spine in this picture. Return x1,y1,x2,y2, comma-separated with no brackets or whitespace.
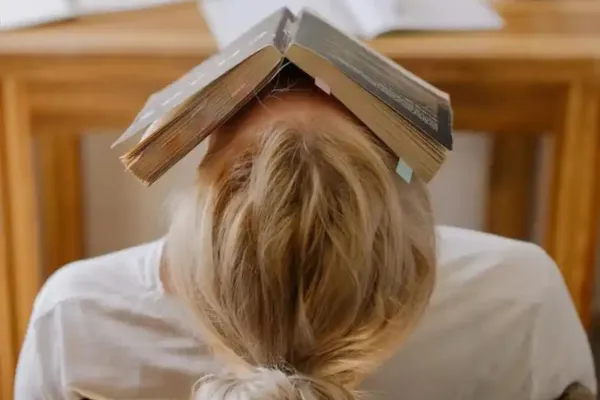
274,9,297,53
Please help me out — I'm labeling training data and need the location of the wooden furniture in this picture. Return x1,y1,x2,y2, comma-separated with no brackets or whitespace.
1,2,600,398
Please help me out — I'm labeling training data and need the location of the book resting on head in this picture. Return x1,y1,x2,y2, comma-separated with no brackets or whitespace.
112,6,454,186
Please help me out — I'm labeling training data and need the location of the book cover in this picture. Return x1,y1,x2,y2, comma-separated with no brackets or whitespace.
113,7,294,147
292,9,452,149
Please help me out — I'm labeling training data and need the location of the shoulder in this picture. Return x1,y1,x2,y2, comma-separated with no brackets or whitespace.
30,239,165,324
435,226,565,305
437,225,552,264
16,240,210,400
365,228,594,398
434,226,595,396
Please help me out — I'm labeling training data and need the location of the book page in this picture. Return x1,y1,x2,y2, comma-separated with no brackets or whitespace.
0,0,74,30
200,0,359,48
344,0,503,37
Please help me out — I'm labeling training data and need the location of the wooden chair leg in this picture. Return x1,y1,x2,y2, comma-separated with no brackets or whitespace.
38,134,84,279
0,79,17,400
545,82,600,328
0,79,41,400
486,134,538,241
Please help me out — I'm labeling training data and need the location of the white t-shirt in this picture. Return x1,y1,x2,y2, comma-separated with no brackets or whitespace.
14,226,596,400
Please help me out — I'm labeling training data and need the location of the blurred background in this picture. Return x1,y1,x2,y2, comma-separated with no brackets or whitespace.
1,0,599,398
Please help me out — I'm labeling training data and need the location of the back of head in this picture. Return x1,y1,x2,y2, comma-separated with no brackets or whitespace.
166,80,436,400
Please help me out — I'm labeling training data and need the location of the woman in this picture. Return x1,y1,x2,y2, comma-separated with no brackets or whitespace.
166,83,436,399
15,79,595,399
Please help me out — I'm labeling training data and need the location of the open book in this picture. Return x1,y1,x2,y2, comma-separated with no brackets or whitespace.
201,0,504,48
113,7,453,185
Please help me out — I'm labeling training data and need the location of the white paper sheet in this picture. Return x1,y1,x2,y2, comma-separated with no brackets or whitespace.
0,0,190,30
0,0,74,30
345,0,504,37
200,0,359,49
201,0,504,49
73,0,189,16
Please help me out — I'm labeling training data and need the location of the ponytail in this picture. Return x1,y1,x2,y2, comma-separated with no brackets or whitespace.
166,89,436,400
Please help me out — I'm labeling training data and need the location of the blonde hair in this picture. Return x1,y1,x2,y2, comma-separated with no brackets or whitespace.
165,86,436,400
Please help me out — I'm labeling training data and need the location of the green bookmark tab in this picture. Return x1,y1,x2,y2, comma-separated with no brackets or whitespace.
395,158,413,183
